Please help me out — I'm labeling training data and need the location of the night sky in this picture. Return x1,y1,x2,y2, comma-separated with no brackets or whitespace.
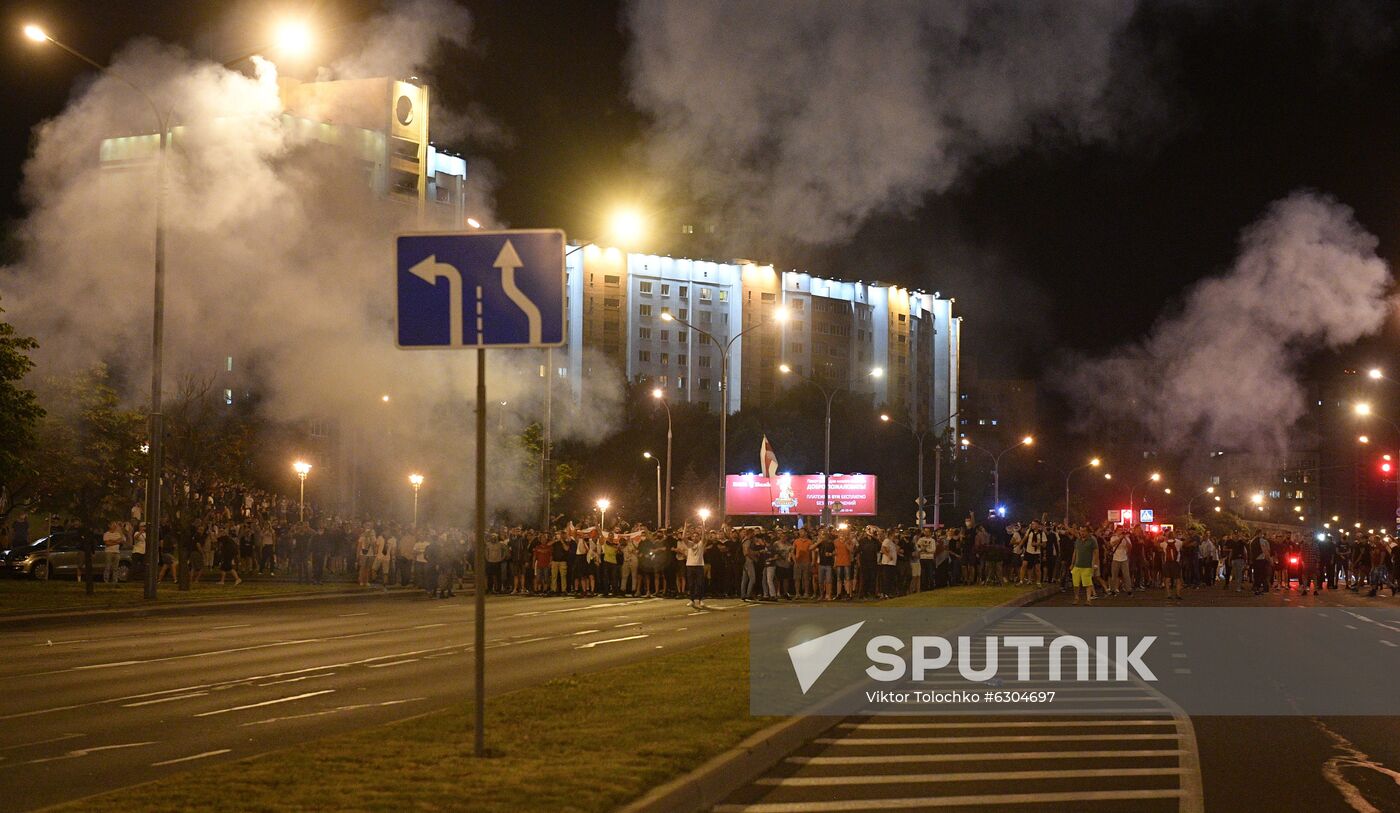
4,0,1399,379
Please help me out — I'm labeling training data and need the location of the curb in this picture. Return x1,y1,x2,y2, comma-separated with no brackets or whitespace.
617,584,1059,813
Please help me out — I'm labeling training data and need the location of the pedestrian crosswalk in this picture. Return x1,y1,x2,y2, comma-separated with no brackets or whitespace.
715,614,1204,812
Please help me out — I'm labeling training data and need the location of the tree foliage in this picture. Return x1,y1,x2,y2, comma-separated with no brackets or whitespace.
0,301,44,521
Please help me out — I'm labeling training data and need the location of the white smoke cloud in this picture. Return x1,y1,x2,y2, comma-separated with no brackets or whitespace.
1059,190,1393,458
625,0,1141,243
2,1,623,523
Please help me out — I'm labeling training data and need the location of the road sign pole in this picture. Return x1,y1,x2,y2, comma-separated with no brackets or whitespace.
474,348,487,758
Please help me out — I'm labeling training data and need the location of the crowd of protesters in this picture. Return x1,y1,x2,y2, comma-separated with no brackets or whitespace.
8,484,1400,606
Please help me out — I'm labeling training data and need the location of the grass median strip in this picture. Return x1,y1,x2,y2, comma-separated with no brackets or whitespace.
55,585,1039,813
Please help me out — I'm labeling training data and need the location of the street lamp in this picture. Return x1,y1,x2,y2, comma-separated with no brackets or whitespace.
781,361,880,525
1356,401,1400,533
1187,485,1216,518
879,411,958,527
960,435,1035,514
408,473,424,526
643,452,662,529
650,388,672,527
273,19,313,56
664,306,787,519
1062,457,1102,526
596,497,611,530
1128,472,1162,526
293,460,312,522
24,22,318,600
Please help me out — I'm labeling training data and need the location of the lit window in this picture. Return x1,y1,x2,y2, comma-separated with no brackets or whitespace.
700,287,712,301
223,388,233,405
226,356,233,372
660,353,670,366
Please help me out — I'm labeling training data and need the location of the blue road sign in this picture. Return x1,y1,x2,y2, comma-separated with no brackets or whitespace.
396,229,565,349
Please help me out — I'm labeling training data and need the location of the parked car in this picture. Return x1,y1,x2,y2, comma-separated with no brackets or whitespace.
1,530,130,581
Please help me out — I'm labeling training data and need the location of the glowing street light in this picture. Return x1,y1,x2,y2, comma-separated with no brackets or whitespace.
273,19,313,56
650,388,672,526
608,208,645,245
1060,456,1103,526
408,473,424,526
1129,472,1163,526
1356,402,1373,416
23,24,47,42
293,460,312,522
1370,368,1384,380
596,497,611,529
962,435,1040,513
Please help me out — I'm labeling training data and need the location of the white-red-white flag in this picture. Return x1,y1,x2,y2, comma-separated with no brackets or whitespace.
761,435,780,478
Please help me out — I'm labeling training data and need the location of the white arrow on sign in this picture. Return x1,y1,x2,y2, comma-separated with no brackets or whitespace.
495,239,542,345
408,255,463,345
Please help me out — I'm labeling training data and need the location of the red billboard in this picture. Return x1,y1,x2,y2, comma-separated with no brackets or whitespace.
724,474,878,516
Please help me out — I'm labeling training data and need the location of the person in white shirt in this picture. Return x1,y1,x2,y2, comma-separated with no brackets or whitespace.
683,532,708,608
101,521,124,584
878,534,898,598
915,530,936,592
1109,529,1133,595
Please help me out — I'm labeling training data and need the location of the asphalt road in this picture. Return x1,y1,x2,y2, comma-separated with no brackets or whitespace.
0,590,750,812
1034,581,1400,813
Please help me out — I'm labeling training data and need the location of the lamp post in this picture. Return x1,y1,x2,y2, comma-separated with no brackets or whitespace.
960,435,1034,514
643,452,662,529
880,410,961,527
1128,472,1162,526
596,498,611,531
1062,457,1102,526
22,23,316,600
293,461,312,522
650,388,673,527
1187,486,1216,519
782,363,883,526
1356,401,1400,534
663,308,787,520
408,473,424,527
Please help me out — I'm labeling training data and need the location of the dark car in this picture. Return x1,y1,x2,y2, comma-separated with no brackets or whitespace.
1,530,130,581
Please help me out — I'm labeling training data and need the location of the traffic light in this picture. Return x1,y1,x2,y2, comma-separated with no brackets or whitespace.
1382,454,1393,475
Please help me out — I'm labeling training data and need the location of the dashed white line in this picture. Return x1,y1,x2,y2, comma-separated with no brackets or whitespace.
573,629,601,635
122,692,210,707
21,742,157,765
194,690,334,718
575,634,649,649
257,673,336,687
211,624,251,630
366,659,421,669
152,749,230,767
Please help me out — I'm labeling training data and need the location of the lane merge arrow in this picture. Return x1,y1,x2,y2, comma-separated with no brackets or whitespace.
494,239,542,345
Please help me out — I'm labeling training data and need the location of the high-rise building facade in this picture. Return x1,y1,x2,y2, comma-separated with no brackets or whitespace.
563,247,960,432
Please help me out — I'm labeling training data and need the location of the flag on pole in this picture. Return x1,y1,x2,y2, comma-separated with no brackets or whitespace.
761,435,780,478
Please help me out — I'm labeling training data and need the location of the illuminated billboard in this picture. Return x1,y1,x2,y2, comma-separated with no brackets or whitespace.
724,474,878,516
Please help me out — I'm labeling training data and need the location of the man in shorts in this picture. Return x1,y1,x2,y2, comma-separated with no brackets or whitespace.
1071,527,1098,605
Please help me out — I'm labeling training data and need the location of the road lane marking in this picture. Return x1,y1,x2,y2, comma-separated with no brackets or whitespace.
194,690,334,718
1382,640,1397,647
713,789,1183,812
122,692,210,707
73,660,142,671
337,612,370,617
412,623,446,630
240,697,427,727
21,742,157,765
0,733,85,751
614,622,642,628
211,624,251,630
366,659,421,669
573,629,601,635
32,639,89,647
791,749,1186,765
759,767,1184,786
152,749,230,766
574,634,648,649
257,673,336,687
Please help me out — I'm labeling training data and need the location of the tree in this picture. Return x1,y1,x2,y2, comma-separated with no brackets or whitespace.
29,365,144,529
0,301,44,523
